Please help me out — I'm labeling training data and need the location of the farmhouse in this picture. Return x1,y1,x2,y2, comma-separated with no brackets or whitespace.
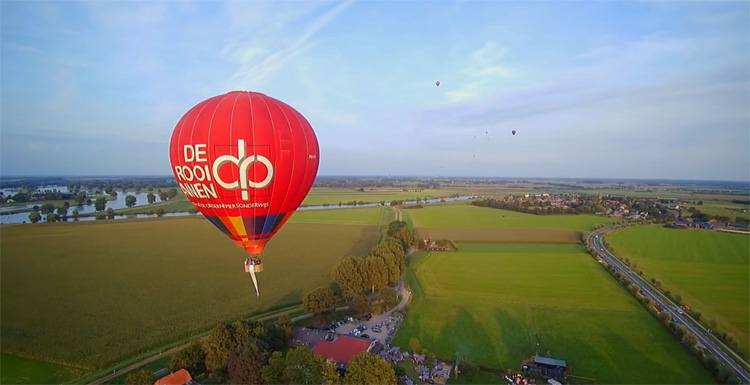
153,369,199,385
312,335,377,369
522,355,567,383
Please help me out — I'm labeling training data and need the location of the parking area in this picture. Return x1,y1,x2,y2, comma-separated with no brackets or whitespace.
292,327,328,349
327,311,405,347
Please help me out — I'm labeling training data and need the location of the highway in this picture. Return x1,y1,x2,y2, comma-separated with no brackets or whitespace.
589,228,750,383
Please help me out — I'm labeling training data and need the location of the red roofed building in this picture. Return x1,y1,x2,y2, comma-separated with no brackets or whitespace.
154,369,197,385
312,335,376,367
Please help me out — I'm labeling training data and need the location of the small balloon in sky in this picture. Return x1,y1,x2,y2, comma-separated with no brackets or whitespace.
436,81,441,87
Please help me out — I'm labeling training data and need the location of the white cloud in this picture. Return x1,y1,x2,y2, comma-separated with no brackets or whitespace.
223,0,355,91
445,41,511,102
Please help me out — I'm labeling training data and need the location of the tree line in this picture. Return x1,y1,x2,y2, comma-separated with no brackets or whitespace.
302,221,414,317
26,188,178,223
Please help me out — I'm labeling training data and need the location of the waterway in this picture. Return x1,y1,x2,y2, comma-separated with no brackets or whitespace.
0,194,478,224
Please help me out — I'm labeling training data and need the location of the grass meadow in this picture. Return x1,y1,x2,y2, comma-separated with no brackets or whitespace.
394,248,713,384
0,353,86,385
300,188,465,206
289,206,389,225
0,215,380,370
609,225,750,355
409,205,615,230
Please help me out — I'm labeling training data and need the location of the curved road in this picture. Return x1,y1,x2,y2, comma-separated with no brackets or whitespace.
589,228,750,383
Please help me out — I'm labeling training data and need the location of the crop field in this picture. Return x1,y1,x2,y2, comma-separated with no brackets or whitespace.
394,248,713,384
300,188,465,206
0,353,86,385
609,225,750,354
409,205,615,230
289,206,389,225
0,217,379,369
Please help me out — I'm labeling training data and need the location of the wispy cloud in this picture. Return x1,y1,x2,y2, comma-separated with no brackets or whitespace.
223,0,355,90
445,41,511,102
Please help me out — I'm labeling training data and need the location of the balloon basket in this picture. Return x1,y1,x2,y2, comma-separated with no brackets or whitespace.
244,259,264,273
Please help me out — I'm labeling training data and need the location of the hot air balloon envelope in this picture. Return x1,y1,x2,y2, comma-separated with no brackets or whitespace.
169,91,319,259
436,81,441,87
512,130,516,136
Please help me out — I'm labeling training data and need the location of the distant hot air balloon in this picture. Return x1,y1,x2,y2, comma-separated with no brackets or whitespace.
169,91,320,297
512,130,516,136
436,81,441,87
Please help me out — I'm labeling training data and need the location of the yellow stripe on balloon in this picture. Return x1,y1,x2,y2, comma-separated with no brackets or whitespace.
229,216,248,237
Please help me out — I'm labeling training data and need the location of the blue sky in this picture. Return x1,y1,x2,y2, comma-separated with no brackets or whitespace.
1,0,748,180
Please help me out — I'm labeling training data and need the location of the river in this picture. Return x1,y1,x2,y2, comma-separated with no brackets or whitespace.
0,194,478,224
0,185,167,224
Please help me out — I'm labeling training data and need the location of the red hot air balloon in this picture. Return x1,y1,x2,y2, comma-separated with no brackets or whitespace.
512,130,516,136
436,81,440,87
169,91,320,296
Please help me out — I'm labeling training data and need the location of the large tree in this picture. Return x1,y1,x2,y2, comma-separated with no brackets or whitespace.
125,370,153,385
303,287,336,315
379,287,399,310
168,341,206,373
323,359,341,385
125,194,137,208
95,196,107,211
283,347,325,384
364,256,388,294
262,351,287,385
227,339,269,385
40,203,55,215
28,211,41,223
347,294,371,316
332,257,366,298
344,353,396,385
147,192,156,204
381,255,401,284
277,314,294,346
203,324,236,372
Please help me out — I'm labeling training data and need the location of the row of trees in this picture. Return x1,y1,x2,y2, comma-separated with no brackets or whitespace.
582,230,740,384
303,221,414,317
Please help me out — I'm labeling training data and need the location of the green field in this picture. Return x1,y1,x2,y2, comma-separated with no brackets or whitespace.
394,248,713,384
609,225,750,354
683,201,750,222
0,353,86,385
0,217,379,369
300,188,464,206
289,206,389,225
409,205,615,230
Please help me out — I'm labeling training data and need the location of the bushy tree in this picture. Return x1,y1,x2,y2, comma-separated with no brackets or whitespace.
283,347,324,384
379,287,399,310
227,339,269,385
347,294,371,316
303,287,336,315
125,370,152,385
344,353,396,385
203,324,235,372
125,194,137,208
332,257,366,298
168,341,205,373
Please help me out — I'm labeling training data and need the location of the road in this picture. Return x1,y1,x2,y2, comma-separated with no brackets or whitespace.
589,228,750,383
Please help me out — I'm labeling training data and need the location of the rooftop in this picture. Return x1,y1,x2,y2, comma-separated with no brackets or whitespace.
154,369,193,385
533,355,567,368
312,335,373,364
